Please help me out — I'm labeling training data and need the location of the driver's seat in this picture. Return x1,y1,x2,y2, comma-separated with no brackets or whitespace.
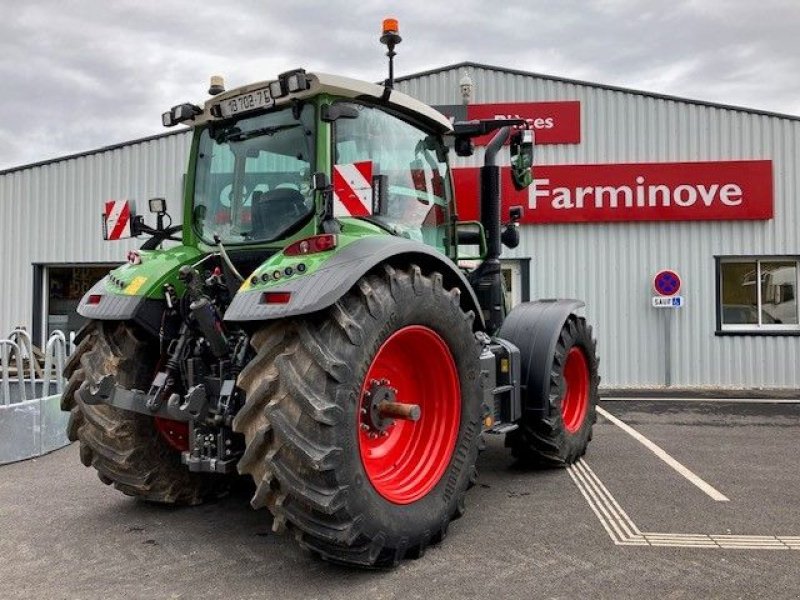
251,188,307,240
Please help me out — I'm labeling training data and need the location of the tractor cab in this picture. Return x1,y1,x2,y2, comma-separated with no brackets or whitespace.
163,69,458,257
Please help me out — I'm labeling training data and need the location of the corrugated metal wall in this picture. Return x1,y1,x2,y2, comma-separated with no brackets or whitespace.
0,132,192,337
1,65,797,389
398,66,800,389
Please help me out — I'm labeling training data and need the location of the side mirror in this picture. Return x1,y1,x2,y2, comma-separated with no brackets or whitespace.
455,220,487,260
510,129,534,191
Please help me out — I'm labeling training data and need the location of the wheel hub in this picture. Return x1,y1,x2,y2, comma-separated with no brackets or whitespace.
361,379,422,437
363,380,396,434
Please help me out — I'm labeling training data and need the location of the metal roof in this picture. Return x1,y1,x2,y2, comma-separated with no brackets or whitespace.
2,60,798,177
395,61,800,123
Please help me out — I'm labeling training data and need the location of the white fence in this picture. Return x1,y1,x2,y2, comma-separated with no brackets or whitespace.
0,329,73,465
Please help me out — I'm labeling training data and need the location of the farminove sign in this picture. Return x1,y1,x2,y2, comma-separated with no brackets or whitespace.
453,160,773,223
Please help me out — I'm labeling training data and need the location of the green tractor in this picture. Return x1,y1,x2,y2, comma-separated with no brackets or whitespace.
62,22,599,567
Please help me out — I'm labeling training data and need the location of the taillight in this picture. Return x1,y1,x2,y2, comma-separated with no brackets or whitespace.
87,294,103,305
283,234,337,256
261,291,292,304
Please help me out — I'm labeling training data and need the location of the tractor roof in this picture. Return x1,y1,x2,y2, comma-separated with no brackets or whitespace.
195,71,453,133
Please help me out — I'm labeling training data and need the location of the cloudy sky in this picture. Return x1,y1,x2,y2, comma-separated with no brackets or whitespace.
1,0,798,170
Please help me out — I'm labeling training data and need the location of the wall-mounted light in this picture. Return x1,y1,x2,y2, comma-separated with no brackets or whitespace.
460,70,474,105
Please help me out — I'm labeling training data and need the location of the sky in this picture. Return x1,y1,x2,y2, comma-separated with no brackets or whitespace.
1,0,798,171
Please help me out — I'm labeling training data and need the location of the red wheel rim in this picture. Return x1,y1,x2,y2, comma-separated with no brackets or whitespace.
154,417,189,452
562,347,590,434
358,326,461,505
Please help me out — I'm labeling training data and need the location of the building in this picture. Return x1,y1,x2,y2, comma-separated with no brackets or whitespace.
1,62,798,392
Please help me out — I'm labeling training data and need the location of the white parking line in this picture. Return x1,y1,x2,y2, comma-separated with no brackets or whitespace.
602,397,800,404
597,406,730,502
568,459,799,550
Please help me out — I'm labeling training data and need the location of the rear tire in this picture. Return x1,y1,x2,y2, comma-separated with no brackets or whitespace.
62,321,224,505
233,265,483,567
507,315,599,466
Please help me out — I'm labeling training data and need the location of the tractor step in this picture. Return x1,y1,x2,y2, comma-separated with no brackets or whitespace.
485,423,519,435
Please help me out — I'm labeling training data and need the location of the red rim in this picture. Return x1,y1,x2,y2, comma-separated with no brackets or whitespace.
358,326,461,505
154,417,189,452
562,346,590,433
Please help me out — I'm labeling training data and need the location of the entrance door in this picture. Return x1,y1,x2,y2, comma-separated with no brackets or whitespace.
501,260,523,309
42,264,117,342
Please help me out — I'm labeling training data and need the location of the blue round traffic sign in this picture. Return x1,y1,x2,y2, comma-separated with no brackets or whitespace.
653,270,681,296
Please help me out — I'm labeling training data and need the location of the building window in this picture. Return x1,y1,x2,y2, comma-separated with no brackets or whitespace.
717,257,800,334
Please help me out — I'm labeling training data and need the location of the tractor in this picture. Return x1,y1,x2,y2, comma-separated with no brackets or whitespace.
62,20,599,567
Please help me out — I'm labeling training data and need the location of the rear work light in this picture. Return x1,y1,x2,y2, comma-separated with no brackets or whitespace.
260,291,292,305
283,234,337,256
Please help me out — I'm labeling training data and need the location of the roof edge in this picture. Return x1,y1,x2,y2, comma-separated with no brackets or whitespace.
0,129,189,177
394,61,800,123
3,60,798,178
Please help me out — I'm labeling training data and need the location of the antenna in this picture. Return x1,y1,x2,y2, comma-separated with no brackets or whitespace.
379,18,402,89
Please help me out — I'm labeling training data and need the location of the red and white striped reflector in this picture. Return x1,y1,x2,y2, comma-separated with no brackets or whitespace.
103,200,133,240
333,161,373,217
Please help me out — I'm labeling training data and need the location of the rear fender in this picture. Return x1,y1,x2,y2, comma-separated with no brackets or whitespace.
224,236,485,330
497,299,585,416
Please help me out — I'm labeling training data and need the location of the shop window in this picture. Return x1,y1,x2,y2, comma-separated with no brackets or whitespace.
717,257,800,334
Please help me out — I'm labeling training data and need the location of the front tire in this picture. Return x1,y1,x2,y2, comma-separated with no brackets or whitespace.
233,265,483,567
507,315,599,466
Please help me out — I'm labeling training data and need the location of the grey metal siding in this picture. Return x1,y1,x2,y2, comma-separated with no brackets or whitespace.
399,66,800,389
0,65,797,389
0,132,192,336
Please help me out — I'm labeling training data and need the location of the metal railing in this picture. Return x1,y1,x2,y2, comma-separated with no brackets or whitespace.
0,329,69,404
0,329,73,464
0,338,26,405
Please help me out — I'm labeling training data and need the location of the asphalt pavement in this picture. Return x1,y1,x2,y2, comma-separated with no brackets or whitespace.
1,399,798,599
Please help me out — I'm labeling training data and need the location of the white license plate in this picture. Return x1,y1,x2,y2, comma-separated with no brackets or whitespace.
219,88,274,118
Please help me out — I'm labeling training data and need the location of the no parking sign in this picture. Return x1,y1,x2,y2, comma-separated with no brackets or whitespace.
652,269,684,308
653,270,681,296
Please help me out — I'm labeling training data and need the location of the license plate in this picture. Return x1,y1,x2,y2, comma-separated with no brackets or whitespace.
218,88,274,118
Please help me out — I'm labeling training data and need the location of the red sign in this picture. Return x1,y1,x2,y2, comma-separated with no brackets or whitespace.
453,160,773,223
467,102,581,145
653,270,682,296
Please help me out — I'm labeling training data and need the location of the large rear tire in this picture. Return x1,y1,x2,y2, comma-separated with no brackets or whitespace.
507,315,599,466
62,321,224,505
233,265,483,567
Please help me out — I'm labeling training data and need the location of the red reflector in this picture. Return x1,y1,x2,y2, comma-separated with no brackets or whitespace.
283,234,337,256
261,291,292,304
87,294,103,305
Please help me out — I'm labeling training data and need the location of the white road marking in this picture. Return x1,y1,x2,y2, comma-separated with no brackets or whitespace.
568,459,799,551
602,397,800,404
596,406,730,502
